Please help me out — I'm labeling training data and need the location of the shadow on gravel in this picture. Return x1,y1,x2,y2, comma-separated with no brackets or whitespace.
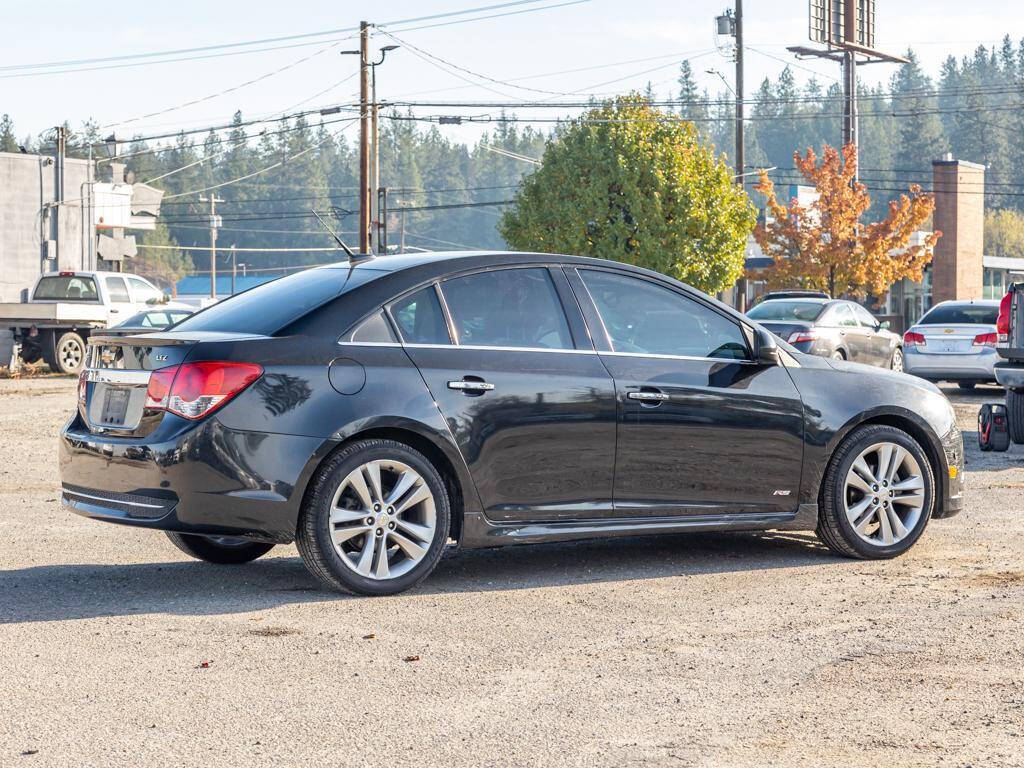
0,530,836,624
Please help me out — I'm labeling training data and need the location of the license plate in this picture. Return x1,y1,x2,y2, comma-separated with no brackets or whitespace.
100,388,130,425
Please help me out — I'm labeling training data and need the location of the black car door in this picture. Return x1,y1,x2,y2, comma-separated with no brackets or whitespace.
393,267,618,523
568,267,805,518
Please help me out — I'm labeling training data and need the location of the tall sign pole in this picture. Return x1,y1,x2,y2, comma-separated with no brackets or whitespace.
359,21,371,254
789,0,906,184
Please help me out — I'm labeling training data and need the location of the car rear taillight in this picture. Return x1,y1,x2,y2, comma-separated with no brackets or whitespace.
973,332,998,347
144,362,262,420
997,290,1012,342
788,330,818,343
904,331,926,347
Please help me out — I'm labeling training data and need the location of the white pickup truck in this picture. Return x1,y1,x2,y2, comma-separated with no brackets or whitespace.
0,271,189,374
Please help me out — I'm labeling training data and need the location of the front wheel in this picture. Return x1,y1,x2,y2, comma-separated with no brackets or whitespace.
957,382,976,391
296,439,451,596
165,531,275,564
816,424,935,559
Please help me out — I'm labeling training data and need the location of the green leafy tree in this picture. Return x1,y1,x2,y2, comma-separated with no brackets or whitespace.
500,95,756,294
0,114,18,153
133,222,193,294
891,50,946,173
985,209,1024,258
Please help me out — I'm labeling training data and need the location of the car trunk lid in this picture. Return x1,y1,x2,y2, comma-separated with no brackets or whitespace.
81,331,262,435
912,324,995,355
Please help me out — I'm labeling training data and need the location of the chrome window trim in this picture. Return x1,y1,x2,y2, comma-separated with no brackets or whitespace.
433,282,459,344
337,341,404,348
600,350,757,364
83,369,151,385
404,342,598,355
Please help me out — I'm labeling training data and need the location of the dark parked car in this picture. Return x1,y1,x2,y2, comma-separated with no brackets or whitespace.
101,308,194,337
747,297,904,370
60,252,963,596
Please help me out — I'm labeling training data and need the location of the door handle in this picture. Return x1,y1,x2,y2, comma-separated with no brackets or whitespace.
448,380,495,392
627,391,670,402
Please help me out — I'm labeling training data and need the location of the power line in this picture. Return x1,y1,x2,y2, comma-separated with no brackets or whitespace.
0,1,562,75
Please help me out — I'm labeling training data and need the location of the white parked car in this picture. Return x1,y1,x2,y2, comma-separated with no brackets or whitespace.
903,299,1001,389
0,271,190,374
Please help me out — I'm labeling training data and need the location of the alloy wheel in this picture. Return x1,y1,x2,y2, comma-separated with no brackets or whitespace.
843,441,925,546
327,459,436,580
891,348,904,372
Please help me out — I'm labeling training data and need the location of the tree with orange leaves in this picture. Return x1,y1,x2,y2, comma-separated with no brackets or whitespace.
750,143,940,299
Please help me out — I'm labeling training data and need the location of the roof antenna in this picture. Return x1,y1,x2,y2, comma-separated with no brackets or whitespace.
311,209,356,259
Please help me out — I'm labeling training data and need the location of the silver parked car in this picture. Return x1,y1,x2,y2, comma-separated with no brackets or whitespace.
903,300,1001,389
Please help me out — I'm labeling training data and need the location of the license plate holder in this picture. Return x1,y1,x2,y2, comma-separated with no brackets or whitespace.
100,387,130,425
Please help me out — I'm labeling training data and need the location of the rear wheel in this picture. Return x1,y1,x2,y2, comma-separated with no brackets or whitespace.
831,349,845,361
816,424,934,559
165,531,275,564
46,331,86,375
296,439,450,596
890,347,904,372
957,382,976,390
1008,390,1024,444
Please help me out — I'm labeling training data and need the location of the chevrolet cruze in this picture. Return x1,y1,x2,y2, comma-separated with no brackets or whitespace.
60,252,964,595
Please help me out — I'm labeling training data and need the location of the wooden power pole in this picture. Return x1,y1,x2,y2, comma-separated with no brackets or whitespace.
359,21,371,254
200,194,223,298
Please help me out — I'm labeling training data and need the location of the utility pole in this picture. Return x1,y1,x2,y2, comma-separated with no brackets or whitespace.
200,195,223,298
378,187,388,254
358,21,371,254
734,0,743,186
230,244,237,295
54,125,67,267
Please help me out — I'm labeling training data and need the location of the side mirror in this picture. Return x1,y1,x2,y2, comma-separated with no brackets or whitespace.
879,320,890,330
753,327,780,365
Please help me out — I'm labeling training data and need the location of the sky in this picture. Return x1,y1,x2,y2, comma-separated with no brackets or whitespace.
0,0,1016,147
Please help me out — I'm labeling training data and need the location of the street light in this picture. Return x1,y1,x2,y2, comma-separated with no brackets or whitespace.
103,134,118,160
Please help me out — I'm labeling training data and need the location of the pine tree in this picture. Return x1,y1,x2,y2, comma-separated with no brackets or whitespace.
0,114,18,153
891,50,947,173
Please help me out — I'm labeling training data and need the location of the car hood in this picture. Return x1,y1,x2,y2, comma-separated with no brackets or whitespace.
823,355,943,394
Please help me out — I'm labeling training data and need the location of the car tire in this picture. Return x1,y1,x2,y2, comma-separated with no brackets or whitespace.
957,382,976,391
831,350,845,361
165,531,275,564
1007,390,1024,445
48,331,87,375
815,424,935,559
296,439,451,596
890,347,904,372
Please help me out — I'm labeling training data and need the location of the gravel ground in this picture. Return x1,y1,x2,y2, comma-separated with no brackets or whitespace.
1,376,1023,767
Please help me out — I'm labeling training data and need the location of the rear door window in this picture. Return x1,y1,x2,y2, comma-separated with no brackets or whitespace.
851,304,880,329
105,277,131,303
33,275,98,301
389,286,452,345
440,268,573,350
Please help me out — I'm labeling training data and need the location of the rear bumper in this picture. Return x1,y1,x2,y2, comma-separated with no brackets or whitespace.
59,413,330,543
904,348,998,382
994,363,1024,390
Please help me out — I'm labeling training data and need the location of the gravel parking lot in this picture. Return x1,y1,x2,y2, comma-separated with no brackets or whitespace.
1,376,1023,767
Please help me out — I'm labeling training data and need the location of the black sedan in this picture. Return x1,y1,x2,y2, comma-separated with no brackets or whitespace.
60,252,963,596
747,297,904,370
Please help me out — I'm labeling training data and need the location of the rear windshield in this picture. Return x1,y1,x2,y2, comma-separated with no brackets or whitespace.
172,266,381,335
919,304,998,325
747,300,826,322
33,275,98,301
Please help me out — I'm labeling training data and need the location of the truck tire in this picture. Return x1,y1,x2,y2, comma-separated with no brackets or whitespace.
1008,390,1024,445
49,331,86,375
